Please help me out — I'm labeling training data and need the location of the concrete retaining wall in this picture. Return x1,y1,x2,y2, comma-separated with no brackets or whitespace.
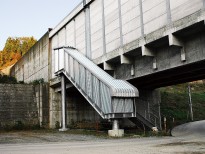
10,32,50,83
0,84,38,128
34,83,49,127
0,83,49,128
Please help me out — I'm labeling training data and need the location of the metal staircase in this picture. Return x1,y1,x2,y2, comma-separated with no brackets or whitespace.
129,113,156,130
54,47,139,121
130,97,161,130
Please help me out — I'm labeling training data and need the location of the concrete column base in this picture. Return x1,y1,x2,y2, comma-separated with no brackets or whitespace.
59,128,69,132
108,129,124,137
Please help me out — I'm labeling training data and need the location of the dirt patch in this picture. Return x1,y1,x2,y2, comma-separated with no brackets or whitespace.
175,152,205,154
158,141,205,147
0,130,107,144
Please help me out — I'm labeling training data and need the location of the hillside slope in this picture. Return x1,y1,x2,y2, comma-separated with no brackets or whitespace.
160,82,205,129
0,37,36,70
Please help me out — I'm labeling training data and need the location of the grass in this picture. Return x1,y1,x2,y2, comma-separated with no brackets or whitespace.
160,82,205,129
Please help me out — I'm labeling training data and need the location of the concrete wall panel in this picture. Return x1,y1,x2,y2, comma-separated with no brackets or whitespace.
75,12,86,55
66,21,75,47
91,20,102,34
143,0,165,13
143,1,166,24
144,13,167,34
52,34,58,48
122,16,141,35
105,9,119,24
92,48,103,59
123,28,141,45
143,0,167,34
171,0,203,21
104,0,118,15
58,28,66,47
104,0,121,53
121,0,139,15
105,20,120,52
51,35,58,78
121,0,141,45
122,7,140,26
170,0,192,10
106,38,121,53
91,38,103,51
105,19,120,36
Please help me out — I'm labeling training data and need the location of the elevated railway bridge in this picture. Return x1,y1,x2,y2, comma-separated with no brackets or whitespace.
11,0,205,136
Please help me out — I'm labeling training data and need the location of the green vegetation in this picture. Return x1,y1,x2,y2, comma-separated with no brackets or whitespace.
160,82,205,129
0,74,46,85
0,37,36,70
30,78,45,85
0,120,41,131
0,74,17,84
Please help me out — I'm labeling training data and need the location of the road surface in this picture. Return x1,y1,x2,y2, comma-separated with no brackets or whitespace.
172,120,205,138
0,133,205,154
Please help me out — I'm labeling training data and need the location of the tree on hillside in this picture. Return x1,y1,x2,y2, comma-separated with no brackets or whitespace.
0,52,3,67
0,37,37,69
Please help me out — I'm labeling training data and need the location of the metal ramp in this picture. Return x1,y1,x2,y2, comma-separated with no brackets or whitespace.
54,47,139,129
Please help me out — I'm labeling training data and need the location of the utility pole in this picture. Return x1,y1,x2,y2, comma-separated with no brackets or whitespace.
188,83,193,121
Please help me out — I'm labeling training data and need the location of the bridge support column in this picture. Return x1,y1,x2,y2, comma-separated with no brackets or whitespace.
108,119,124,137
59,75,68,131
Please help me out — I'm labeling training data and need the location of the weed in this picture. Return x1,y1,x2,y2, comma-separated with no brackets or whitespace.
30,78,44,85
55,121,60,129
13,121,24,130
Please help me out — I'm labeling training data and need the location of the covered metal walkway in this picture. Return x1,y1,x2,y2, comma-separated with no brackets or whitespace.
54,47,139,131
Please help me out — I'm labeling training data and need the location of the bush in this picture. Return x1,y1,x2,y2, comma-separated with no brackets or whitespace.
55,121,60,129
30,78,44,85
13,121,24,130
0,74,17,84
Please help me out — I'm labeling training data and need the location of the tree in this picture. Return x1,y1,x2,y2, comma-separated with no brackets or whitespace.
0,51,3,66
0,37,37,69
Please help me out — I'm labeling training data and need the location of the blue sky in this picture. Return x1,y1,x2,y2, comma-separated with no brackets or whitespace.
0,0,82,50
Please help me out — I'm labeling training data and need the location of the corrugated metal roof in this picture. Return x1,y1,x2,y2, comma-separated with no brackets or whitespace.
64,48,139,97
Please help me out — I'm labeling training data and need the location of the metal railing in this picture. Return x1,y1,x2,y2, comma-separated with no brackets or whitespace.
54,47,139,119
135,99,161,129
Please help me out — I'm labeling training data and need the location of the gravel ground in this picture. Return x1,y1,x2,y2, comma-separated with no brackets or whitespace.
0,130,106,144
0,130,205,154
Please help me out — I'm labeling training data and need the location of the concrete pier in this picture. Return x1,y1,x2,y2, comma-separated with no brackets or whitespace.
108,119,124,137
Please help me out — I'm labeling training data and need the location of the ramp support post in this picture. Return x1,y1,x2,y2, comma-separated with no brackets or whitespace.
108,119,124,137
112,119,119,130
59,75,68,131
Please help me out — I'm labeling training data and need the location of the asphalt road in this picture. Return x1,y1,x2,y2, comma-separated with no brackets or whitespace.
172,120,205,137
0,136,205,154
1,127,205,154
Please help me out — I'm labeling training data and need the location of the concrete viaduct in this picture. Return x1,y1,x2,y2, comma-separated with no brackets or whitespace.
11,0,205,136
